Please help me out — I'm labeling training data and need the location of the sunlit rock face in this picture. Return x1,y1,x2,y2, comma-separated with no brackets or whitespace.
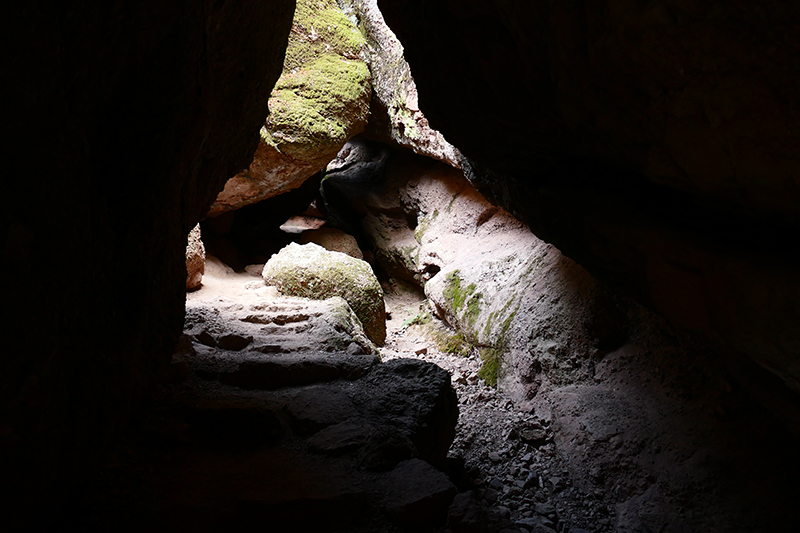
377,0,800,397
336,0,460,167
208,0,372,217
2,2,295,526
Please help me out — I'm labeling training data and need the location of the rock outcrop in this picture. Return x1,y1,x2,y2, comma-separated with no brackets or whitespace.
377,0,800,403
3,2,295,527
336,0,460,167
358,148,800,533
207,0,372,217
104,264,458,531
263,242,386,345
185,224,206,291
361,152,611,400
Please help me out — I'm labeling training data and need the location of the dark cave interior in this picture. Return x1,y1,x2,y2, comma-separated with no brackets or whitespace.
2,1,800,531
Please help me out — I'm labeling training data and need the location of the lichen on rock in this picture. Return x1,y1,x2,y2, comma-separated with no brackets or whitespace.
207,0,372,217
262,242,386,345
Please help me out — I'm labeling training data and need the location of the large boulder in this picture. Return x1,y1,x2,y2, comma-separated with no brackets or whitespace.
361,153,608,399
262,242,386,345
207,0,372,217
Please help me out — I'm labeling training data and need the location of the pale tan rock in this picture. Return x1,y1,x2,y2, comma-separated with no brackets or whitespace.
300,228,364,260
263,242,385,345
185,224,205,291
336,0,460,168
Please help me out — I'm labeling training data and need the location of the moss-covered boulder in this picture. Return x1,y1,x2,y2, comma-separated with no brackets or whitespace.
208,0,372,217
262,242,386,345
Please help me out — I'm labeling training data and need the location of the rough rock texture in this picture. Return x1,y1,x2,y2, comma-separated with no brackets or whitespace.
361,152,612,400
186,224,206,291
368,154,800,532
336,0,460,167
2,2,295,526
263,242,386,345
377,0,800,407
208,0,372,217
299,227,364,259
182,259,378,387
83,274,459,531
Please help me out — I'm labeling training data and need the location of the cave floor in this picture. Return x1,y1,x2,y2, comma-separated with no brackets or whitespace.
76,260,800,533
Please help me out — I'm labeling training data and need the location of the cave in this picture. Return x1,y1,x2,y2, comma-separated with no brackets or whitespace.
3,1,800,532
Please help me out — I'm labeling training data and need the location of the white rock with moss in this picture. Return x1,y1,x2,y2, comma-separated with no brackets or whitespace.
262,242,386,345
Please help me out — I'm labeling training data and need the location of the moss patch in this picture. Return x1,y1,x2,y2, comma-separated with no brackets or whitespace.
401,311,431,328
262,243,385,345
478,347,502,388
414,209,438,243
261,0,370,160
443,270,477,315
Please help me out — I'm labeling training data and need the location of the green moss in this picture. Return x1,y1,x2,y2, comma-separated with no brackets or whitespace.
283,0,365,72
401,311,431,328
266,55,370,148
443,270,477,314
414,209,438,243
431,330,472,357
478,347,501,388
261,0,371,156
446,191,461,212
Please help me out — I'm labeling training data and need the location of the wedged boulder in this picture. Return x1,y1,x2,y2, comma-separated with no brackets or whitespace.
262,242,386,345
185,224,205,291
207,0,372,217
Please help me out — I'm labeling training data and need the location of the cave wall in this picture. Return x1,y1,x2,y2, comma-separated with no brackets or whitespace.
377,0,800,399
1,2,295,525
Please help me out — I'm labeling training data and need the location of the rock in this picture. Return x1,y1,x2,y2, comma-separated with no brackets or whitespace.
4,1,297,522
357,425,417,471
262,242,386,345
347,358,458,468
535,502,557,518
299,227,364,259
335,0,460,167
516,516,557,533
382,459,457,527
523,472,539,490
359,153,618,398
278,215,326,234
447,491,488,533
520,427,548,447
185,224,205,291
378,0,800,409
549,476,566,493
207,0,371,217
216,333,252,351
284,384,357,435
320,137,392,236
185,289,378,359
